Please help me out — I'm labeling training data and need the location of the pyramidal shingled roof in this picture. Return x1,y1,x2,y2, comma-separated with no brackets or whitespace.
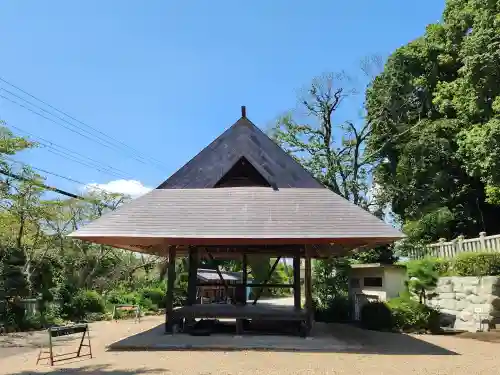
157,114,324,189
68,108,404,254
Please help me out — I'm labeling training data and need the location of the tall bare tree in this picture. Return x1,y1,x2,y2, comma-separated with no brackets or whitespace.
271,61,382,210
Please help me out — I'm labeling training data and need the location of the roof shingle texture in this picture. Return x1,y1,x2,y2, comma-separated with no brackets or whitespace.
70,187,403,240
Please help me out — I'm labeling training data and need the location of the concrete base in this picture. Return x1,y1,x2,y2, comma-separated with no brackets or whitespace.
107,323,361,353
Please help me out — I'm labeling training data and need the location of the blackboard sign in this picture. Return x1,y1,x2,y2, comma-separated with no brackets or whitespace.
49,324,88,337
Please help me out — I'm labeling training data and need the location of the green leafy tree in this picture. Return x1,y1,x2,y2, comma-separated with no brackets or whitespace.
351,244,396,264
0,122,34,163
406,259,439,304
313,257,350,307
366,0,500,246
0,246,30,328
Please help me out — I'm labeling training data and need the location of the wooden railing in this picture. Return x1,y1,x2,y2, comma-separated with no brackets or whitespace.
409,232,500,259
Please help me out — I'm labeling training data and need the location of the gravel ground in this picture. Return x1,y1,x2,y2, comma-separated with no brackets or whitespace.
1,316,499,375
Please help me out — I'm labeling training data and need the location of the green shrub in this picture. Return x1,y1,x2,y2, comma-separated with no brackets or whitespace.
139,288,165,308
313,294,350,323
138,297,155,312
387,297,440,333
405,252,500,277
405,257,451,277
71,290,105,319
360,302,393,331
433,258,452,276
85,312,111,322
452,252,500,276
19,311,66,331
105,290,141,306
104,290,128,305
104,289,162,314
21,313,43,331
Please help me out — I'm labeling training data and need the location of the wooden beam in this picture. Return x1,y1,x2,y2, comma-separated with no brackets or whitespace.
165,246,176,333
196,282,293,288
187,246,198,306
293,255,301,309
304,245,313,335
252,256,281,305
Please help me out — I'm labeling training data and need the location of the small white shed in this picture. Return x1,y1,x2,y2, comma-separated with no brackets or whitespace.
348,263,407,321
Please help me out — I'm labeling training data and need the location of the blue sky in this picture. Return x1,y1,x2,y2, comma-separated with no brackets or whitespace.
0,1,445,197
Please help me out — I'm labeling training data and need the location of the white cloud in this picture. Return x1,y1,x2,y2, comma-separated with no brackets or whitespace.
84,179,152,199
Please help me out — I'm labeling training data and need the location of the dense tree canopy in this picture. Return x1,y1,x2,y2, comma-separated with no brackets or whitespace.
366,0,500,244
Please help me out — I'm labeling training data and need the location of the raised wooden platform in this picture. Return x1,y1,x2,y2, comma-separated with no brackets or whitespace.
172,303,306,321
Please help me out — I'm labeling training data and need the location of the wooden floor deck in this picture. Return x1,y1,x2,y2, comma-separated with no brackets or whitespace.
172,303,306,321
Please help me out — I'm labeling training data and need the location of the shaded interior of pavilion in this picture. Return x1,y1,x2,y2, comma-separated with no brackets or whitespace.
71,230,401,337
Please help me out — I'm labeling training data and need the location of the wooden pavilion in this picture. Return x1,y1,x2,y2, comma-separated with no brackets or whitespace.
69,106,403,336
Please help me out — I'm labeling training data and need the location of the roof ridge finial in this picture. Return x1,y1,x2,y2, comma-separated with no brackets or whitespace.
241,105,246,118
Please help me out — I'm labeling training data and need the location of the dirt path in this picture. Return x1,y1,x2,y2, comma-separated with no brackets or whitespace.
1,316,499,375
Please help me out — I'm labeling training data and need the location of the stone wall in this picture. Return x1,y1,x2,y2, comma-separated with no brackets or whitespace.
427,276,500,332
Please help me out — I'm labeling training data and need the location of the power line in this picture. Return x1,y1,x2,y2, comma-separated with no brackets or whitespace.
1,87,152,164
0,81,167,168
0,79,168,171
0,79,167,165
43,148,124,179
0,93,143,161
9,124,132,179
0,91,164,171
0,168,113,209
3,156,115,198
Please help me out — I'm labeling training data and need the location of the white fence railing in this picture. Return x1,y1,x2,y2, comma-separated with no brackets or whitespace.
410,232,500,259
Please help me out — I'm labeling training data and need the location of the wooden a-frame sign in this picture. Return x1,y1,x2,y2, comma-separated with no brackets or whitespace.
36,323,92,366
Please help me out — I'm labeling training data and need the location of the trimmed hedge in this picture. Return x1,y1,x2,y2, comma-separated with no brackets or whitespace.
405,252,500,277
387,298,440,333
360,298,440,333
453,252,500,276
433,258,452,276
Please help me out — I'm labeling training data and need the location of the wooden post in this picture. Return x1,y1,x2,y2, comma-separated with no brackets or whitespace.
165,246,176,334
479,232,486,251
187,247,198,306
438,238,446,257
49,333,54,366
293,255,301,309
304,246,313,335
242,253,248,304
458,235,465,254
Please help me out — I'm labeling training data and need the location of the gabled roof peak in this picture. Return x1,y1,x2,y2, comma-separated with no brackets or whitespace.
157,110,324,189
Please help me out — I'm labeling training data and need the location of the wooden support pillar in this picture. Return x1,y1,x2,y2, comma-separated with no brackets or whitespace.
187,247,198,306
235,253,249,335
304,246,313,335
165,246,176,334
242,253,248,304
293,255,301,309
